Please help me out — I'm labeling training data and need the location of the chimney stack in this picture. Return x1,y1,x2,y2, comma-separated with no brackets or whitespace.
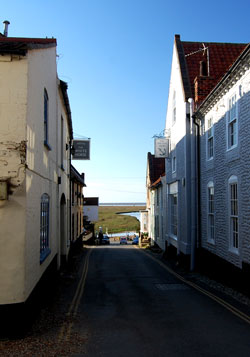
3,20,10,37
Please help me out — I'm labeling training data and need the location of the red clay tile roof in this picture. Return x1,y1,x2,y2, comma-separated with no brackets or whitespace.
0,37,56,55
147,152,165,185
175,35,248,105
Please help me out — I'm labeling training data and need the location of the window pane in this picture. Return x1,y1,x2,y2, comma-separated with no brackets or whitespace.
230,182,238,249
208,185,214,241
44,90,48,143
40,194,49,256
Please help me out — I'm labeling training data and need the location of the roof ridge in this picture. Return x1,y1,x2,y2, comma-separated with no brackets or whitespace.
182,40,248,46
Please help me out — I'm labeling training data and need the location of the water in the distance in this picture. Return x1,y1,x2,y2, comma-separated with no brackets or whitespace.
119,211,141,221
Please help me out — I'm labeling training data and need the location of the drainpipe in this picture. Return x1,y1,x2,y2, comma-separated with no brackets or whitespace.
69,140,73,246
189,98,197,271
193,115,201,250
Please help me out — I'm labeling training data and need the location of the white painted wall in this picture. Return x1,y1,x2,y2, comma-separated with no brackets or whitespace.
0,45,71,304
0,54,28,303
83,205,98,222
25,47,59,298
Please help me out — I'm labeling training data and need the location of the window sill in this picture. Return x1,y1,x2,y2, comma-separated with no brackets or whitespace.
44,141,52,151
229,247,239,255
207,239,215,245
40,248,51,264
226,144,237,152
169,234,177,241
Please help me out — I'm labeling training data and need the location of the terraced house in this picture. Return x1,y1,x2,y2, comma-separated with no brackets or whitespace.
0,26,73,304
195,43,250,279
153,35,249,283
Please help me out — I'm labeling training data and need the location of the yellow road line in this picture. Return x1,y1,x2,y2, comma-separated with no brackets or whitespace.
139,248,250,325
58,248,92,342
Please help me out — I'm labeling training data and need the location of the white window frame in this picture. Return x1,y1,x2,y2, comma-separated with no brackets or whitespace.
172,153,176,173
207,117,214,160
207,181,215,243
227,93,238,150
61,116,64,169
228,175,239,253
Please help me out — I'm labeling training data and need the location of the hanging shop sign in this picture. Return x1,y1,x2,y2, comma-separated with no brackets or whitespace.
154,138,169,158
72,140,90,160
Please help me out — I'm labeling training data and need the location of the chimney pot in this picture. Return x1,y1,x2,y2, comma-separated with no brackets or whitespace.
3,20,10,37
200,60,208,77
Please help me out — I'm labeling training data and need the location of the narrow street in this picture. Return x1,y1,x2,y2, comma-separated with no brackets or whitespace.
73,245,250,356
1,244,250,356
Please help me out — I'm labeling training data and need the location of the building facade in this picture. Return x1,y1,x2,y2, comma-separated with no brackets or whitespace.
71,165,86,244
145,152,165,248
162,35,248,270
0,33,72,304
195,44,250,272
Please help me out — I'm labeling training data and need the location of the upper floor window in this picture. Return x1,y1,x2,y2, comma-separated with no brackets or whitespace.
40,193,51,263
172,91,176,125
72,182,75,205
229,176,239,252
207,117,214,160
44,89,49,143
61,116,64,169
172,154,176,173
227,93,238,150
207,182,215,242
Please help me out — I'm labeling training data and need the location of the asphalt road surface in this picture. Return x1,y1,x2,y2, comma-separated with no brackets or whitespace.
72,245,250,357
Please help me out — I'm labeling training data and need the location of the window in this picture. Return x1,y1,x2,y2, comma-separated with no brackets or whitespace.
172,154,176,173
207,182,214,242
61,116,64,169
44,89,49,146
155,215,159,238
207,117,214,159
40,193,51,263
170,194,178,236
172,91,176,125
227,94,237,149
229,176,238,252
72,182,75,205
77,212,79,237
72,213,75,241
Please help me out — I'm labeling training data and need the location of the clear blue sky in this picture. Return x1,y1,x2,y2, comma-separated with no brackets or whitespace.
3,1,249,203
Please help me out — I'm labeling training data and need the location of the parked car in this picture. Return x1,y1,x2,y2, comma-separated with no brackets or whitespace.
132,236,139,245
101,235,110,245
120,237,127,244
